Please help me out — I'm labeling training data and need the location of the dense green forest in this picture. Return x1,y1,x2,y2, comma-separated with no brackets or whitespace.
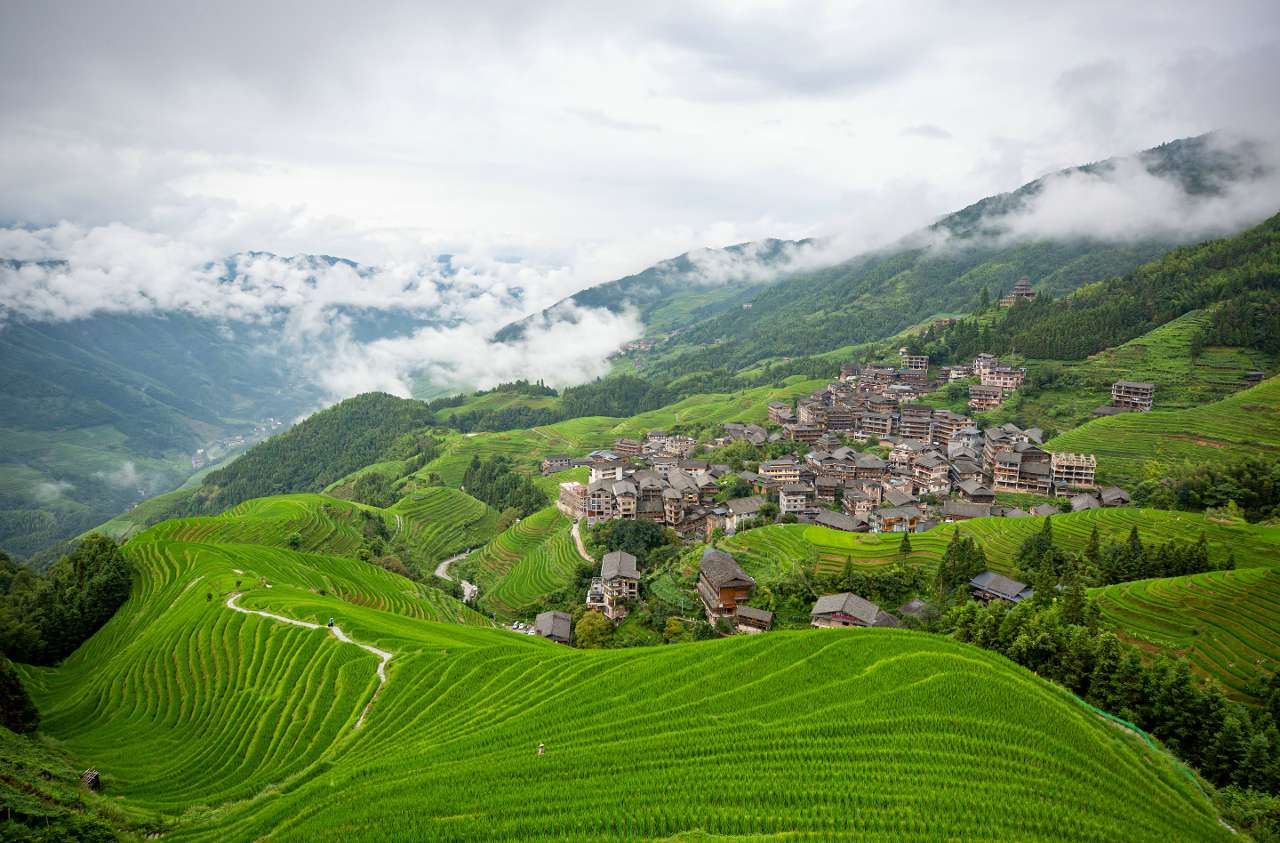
1133,454,1280,522
656,239,1174,377
0,537,131,666
460,456,548,516
917,212,1280,363
175,393,435,517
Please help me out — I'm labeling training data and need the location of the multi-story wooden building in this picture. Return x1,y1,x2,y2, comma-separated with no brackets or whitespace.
1111,380,1155,412
613,437,644,458
697,548,756,621
541,455,573,475
759,457,801,484
767,401,795,425
968,384,1004,411
899,348,929,372
981,365,1026,393
931,410,971,446
998,277,1036,307
1050,452,1098,489
897,405,934,441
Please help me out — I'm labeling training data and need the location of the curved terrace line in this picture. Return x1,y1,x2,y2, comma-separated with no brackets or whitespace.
225,591,392,727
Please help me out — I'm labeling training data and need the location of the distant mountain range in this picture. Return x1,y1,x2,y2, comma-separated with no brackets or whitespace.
1,133,1274,559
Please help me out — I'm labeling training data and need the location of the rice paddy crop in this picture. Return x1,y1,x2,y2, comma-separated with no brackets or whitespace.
15,489,1241,841
386,486,501,562
458,506,579,616
1095,567,1280,699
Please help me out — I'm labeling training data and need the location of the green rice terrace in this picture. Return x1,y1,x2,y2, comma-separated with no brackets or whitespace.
1096,567,1280,701
454,505,581,616
15,518,1235,841
723,507,1280,582
135,490,504,580
983,308,1277,434
1046,375,1280,487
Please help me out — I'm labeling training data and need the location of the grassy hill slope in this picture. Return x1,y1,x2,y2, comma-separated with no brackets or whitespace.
975,307,1276,435
1046,375,1280,487
1096,567,1280,700
21,524,1233,841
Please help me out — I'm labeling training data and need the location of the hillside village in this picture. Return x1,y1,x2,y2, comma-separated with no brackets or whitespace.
522,347,1170,644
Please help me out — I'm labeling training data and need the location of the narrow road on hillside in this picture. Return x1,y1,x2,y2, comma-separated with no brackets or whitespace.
225,592,392,728
433,551,478,603
570,520,593,564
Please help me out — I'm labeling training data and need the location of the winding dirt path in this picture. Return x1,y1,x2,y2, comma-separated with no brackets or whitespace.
569,520,593,564
225,592,392,728
434,550,479,602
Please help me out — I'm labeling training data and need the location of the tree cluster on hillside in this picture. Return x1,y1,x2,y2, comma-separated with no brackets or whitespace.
0,655,39,732
1008,520,1229,598
589,520,672,566
177,393,435,517
1192,289,1280,356
1135,454,1280,523
0,537,131,666
461,457,547,517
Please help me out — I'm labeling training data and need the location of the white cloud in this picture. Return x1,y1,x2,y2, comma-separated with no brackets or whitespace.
314,301,644,399
983,135,1280,243
94,461,143,491
32,480,73,502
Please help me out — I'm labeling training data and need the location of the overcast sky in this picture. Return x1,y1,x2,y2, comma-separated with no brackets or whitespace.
2,1,1278,281
1,1,1279,398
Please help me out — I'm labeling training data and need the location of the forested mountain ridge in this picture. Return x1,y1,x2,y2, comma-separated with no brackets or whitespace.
492,237,810,342
645,134,1273,378
917,211,1280,364
173,392,436,519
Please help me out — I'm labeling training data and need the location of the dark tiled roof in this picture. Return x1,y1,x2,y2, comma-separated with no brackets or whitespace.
534,610,573,642
734,605,774,625
601,551,638,580
811,592,881,624
970,571,1033,602
814,511,864,532
700,547,754,589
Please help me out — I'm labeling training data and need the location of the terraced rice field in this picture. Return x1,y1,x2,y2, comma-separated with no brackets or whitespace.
1047,375,1280,487
20,518,493,816
151,494,373,556
483,528,582,615
460,506,576,616
725,508,1280,581
386,486,501,562
1095,567,1280,699
24,530,1234,843
144,490,503,569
